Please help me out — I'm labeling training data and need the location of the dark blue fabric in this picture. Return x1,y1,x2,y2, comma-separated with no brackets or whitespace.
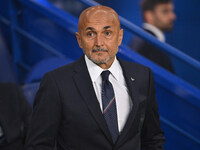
101,70,119,143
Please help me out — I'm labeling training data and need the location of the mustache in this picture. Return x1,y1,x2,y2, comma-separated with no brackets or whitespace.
92,48,108,53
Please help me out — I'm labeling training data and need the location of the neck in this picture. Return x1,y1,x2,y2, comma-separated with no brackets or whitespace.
143,23,165,42
96,60,114,69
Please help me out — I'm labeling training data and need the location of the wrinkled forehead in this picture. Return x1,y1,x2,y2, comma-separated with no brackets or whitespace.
78,6,120,32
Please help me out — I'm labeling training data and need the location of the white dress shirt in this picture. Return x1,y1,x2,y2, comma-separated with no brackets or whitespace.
85,55,133,133
143,23,165,42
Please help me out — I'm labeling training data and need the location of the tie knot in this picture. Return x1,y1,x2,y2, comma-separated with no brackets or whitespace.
101,70,110,81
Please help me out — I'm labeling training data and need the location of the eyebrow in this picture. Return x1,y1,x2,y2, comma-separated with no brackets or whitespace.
104,26,111,30
86,27,94,31
85,26,111,31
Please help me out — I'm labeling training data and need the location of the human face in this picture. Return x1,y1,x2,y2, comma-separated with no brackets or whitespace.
152,3,176,31
76,9,123,69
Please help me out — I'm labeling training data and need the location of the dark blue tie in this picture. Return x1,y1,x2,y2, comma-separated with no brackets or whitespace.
101,70,119,143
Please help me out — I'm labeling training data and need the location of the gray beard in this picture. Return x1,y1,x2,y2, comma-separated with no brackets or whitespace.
89,48,113,65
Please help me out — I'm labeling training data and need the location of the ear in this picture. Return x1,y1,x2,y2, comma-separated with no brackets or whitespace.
118,28,123,46
144,11,154,23
75,32,82,48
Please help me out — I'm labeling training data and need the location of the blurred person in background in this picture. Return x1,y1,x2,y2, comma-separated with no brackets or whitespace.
130,0,176,72
0,83,32,150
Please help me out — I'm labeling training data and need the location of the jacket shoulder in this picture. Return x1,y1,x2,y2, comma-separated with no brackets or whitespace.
45,59,78,78
119,58,150,73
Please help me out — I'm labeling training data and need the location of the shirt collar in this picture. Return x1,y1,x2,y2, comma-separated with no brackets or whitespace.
143,23,165,42
84,55,120,82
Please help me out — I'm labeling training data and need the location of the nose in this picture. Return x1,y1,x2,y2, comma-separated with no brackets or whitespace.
171,11,176,21
95,34,104,47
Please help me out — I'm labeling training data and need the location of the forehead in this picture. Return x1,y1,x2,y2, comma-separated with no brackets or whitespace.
155,2,174,10
79,8,119,31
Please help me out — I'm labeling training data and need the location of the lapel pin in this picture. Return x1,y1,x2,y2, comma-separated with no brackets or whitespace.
131,77,135,81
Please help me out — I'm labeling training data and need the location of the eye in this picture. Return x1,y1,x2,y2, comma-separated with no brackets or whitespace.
87,32,94,37
162,9,170,14
105,31,111,36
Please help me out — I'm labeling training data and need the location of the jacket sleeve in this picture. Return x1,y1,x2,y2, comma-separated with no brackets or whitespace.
141,69,165,150
24,73,62,150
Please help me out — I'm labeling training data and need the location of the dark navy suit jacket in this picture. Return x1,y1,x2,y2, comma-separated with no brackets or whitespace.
25,56,165,150
130,29,174,73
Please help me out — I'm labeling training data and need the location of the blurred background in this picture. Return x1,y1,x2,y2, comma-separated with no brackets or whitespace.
0,0,199,149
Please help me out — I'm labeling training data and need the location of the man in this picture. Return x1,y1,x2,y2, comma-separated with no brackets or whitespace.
0,83,32,150
25,6,165,150
130,0,176,72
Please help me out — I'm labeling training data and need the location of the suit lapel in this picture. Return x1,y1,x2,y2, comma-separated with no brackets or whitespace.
72,56,113,144
144,29,156,36
116,58,140,145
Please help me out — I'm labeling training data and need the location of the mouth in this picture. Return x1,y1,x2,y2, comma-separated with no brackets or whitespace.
92,48,108,53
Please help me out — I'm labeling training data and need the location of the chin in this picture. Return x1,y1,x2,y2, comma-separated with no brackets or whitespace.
162,26,173,32
91,56,111,65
